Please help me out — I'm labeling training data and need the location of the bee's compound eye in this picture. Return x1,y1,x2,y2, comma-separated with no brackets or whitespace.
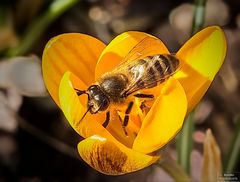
92,93,109,112
87,85,110,113
87,85,99,94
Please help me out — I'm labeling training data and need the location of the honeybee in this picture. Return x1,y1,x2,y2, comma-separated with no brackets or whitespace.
76,37,180,134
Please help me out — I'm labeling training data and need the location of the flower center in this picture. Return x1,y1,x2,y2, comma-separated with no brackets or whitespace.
95,91,158,148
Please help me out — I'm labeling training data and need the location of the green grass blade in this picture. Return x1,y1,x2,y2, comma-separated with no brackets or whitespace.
6,0,78,57
177,112,194,174
224,120,240,172
191,0,207,35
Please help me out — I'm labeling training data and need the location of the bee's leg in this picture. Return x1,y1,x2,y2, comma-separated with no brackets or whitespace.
134,93,154,98
74,88,86,96
121,101,134,135
102,111,110,128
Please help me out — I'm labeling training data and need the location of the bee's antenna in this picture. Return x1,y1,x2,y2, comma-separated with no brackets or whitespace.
74,88,86,96
80,106,91,121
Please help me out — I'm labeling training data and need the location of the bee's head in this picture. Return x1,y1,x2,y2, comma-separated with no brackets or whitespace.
86,85,110,114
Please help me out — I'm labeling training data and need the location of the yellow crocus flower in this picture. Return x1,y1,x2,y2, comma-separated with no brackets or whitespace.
42,26,226,175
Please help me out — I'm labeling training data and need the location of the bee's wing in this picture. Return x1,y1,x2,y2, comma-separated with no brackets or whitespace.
109,37,174,97
110,36,167,75
118,36,165,66
122,59,178,96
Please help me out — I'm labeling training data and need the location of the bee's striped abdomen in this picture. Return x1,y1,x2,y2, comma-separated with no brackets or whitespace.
152,59,164,78
153,54,180,80
124,54,180,95
135,54,180,89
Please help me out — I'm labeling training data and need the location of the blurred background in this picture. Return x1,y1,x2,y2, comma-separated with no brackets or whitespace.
0,0,240,181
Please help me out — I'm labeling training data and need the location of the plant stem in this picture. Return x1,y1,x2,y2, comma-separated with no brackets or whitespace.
177,112,195,174
191,0,207,35
175,0,207,175
0,96,79,159
156,157,192,182
6,0,78,57
17,114,79,159
224,119,240,172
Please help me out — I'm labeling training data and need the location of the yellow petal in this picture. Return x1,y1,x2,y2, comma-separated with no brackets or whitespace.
133,77,187,154
95,31,169,79
174,26,227,111
42,33,106,106
59,71,115,140
78,135,159,175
